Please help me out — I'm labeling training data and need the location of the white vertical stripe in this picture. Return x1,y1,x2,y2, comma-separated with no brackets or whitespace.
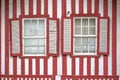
91,58,95,75
57,55,62,75
108,0,112,75
75,0,79,14
83,0,87,14
99,0,103,17
91,0,95,14
9,0,13,19
57,0,61,18
17,57,21,75
75,58,79,75
66,0,71,17
1,0,5,74
67,55,72,75
48,0,52,17
48,57,53,75
24,0,29,15
17,0,20,18
40,58,44,75
83,58,87,75
41,0,44,15
9,56,13,74
117,0,120,75
33,0,37,15
99,56,104,75
25,59,29,75
32,59,36,75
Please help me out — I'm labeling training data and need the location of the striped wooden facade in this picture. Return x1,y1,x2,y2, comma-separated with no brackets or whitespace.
0,0,120,80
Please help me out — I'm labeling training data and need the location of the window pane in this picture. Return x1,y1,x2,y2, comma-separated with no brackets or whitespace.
82,46,88,53
88,38,95,45
82,19,88,26
24,20,32,36
89,27,96,35
89,46,95,53
82,38,88,45
90,19,95,26
75,37,81,46
38,20,45,36
75,19,81,26
75,46,82,53
75,27,81,35
82,27,88,35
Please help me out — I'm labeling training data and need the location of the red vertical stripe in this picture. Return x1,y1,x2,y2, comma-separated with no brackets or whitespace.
71,0,75,14
0,0,1,75
79,58,83,75
95,58,99,75
44,0,48,16
62,0,66,17
95,0,99,14
13,0,17,18
87,58,91,75
21,58,25,74
62,56,67,75
87,0,92,14
21,0,25,16
53,0,57,18
36,58,40,75
44,57,48,74
29,0,33,15
13,57,17,74
5,0,9,74
103,0,108,76
53,57,57,75
29,58,32,75
79,0,83,14
112,0,117,75
72,57,75,75
37,0,41,15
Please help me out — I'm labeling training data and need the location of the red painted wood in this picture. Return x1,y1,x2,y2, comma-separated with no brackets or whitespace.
21,0,25,16
21,58,25,74
62,0,66,17
79,0,83,14
95,0,99,14
53,0,57,18
37,0,41,15
44,0,48,16
103,0,108,17
13,0,17,18
71,0,75,14
87,58,91,75
95,58,99,75
72,57,75,75
0,0,1,75
62,56,67,75
53,57,57,75
87,0,92,14
5,0,9,74
112,0,117,75
13,57,17,75
79,58,83,75
104,56,108,75
29,58,32,75
29,0,33,15
36,58,40,75
44,58,48,74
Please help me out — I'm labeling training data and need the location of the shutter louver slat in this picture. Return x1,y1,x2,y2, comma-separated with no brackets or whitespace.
11,20,21,55
99,18,109,55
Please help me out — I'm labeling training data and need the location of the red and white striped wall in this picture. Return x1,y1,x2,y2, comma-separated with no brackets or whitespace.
0,0,120,79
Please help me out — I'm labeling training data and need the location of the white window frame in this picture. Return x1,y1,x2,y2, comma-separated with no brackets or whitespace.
22,18,47,56
73,17,98,55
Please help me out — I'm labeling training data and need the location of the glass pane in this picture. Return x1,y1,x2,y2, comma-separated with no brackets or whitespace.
89,46,95,53
82,19,88,26
31,20,37,36
75,19,81,26
82,27,88,35
75,37,81,46
90,19,95,26
24,20,32,36
82,46,88,53
75,46,82,53
89,27,96,35
88,38,96,45
38,20,45,36
82,38,88,45
75,27,81,35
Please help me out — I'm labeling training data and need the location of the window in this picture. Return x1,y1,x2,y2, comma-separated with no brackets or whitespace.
73,17,97,55
22,18,46,56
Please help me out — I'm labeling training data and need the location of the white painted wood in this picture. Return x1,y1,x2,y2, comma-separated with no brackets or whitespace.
75,58,79,75
1,0,5,74
25,59,29,75
99,0,103,17
17,0,20,18
48,0,52,17
17,57,21,75
83,58,87,75
91,0,95,14
24,0,29,15
40,58,44,75
33,0,37,15
75,0,79,14
67,55,72,75
57,55,62,75
48,57,53,75
41,0,44,15
99,56,103,75
66,0,71,17
83,0,87,14
9,0,13,19
9,54,13,74
57,0,62,18
32,59,36,75
91,58,95,75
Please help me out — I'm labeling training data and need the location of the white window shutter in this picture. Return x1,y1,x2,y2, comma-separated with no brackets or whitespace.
49,19,58,55
98,18,109,55
63,18,72,54
11,20,21,55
